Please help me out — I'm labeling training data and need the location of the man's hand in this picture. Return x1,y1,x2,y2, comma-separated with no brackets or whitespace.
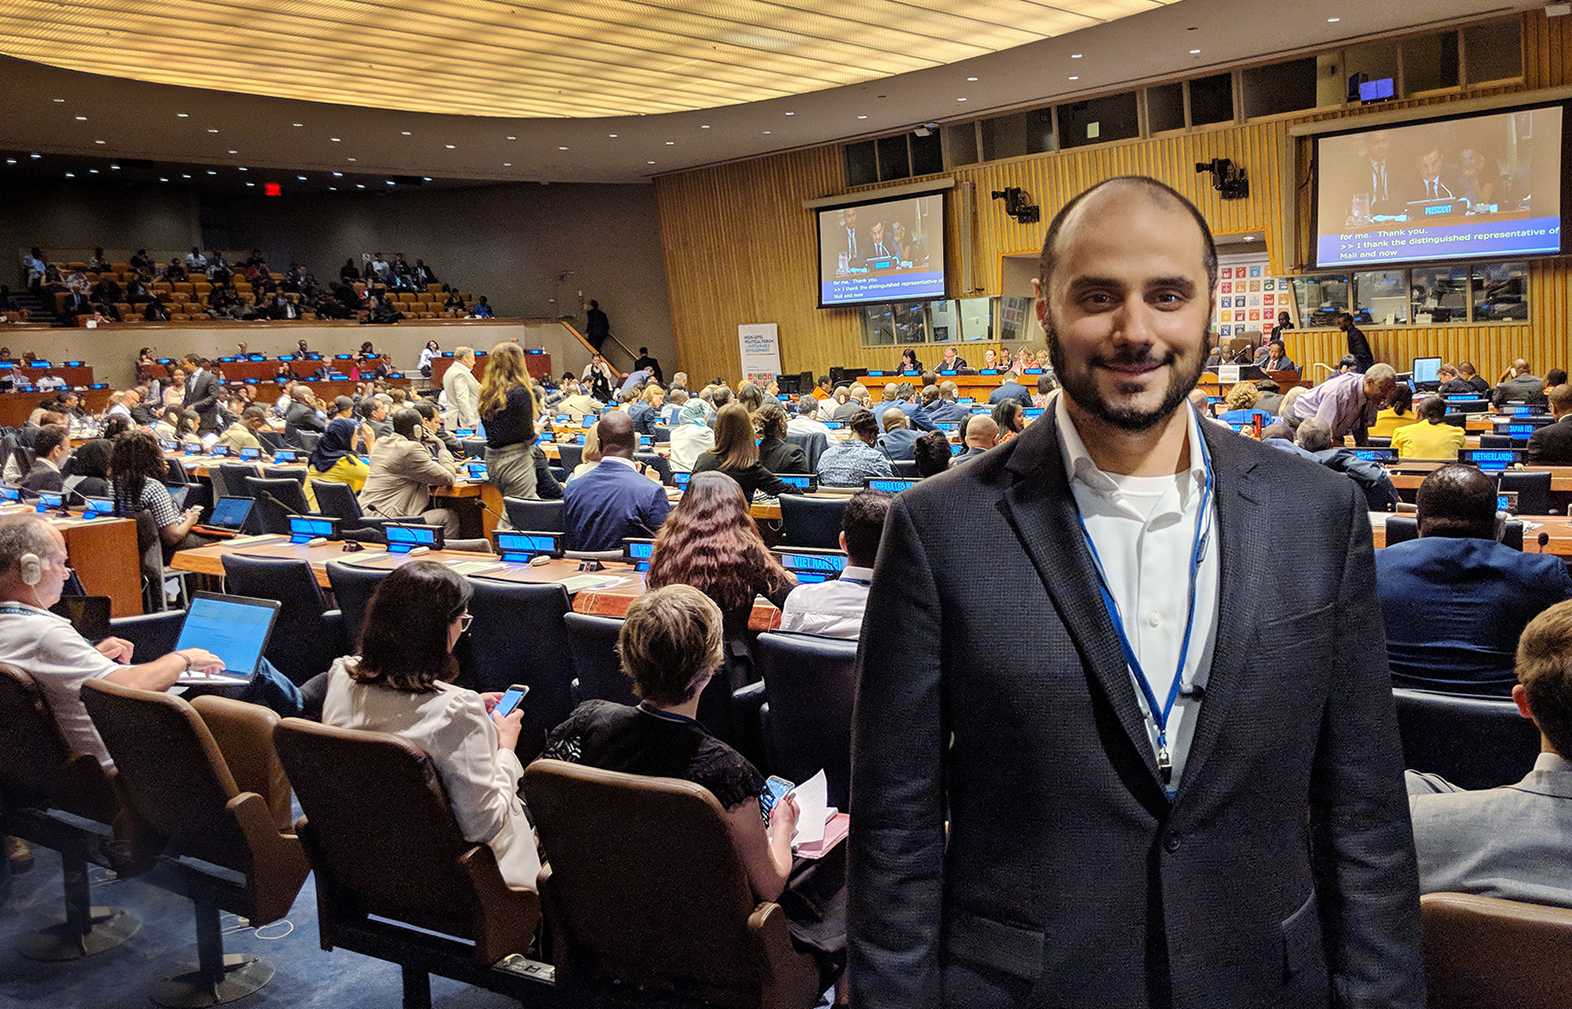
95,636,135,663
175,648,226,676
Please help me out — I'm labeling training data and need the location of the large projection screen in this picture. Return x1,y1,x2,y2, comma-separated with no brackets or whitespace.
1314,104,1564,268
818,193,947,307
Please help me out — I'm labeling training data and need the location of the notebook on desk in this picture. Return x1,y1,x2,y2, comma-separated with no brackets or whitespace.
173,592,280,686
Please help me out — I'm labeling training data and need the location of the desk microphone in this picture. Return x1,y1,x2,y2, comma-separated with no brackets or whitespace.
1539,531,1550,554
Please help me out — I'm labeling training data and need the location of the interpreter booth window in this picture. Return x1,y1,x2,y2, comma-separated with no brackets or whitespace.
1473,262,1528,321
1411,266,1471,324
1402,31,1460,96
1463,20,1522,85
1291,274,1350,327
1353,270,1409,325
928,300,955,342
959,298,994,342
863,305,897,346
998,297,1033,345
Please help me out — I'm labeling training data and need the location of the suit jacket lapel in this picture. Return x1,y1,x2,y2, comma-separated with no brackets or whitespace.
999,418,1165,793
1174,425,1267,796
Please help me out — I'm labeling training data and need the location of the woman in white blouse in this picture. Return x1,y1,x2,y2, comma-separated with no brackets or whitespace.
319,561,540,889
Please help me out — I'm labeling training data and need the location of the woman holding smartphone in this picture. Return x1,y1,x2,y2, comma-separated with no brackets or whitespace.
319,561,540,889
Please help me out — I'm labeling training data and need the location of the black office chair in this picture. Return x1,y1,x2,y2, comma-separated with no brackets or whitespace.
564,612,637,706
1366,437,1392,449
1443,413,1468,429
298,430,322,452
263,465,308,486
890,460,920,478
461,579,574,745
548,466,567,484
557,444,583,471
461,438,488,459
785,432,828,472
311,480,393,535
324,559,392,652
502,497,564,532
780,494,848,549
1393,687,1540,790
635,451,674,486
256,428,284,452
1500,471,1552,516
221,555,345,685
244,476,312,535
755,632,859,808
1386,515,1523,551
1480,434,1513,449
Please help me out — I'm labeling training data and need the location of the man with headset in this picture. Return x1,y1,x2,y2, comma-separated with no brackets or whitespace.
0,516,303,771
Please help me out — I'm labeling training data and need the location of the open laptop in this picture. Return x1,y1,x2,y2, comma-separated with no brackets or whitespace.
173,592,281,686
193,496,254,538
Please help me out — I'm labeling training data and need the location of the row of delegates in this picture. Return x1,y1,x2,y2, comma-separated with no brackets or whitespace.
691,403,801,500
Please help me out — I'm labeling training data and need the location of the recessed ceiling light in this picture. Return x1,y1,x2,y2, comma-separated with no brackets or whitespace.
182,173,191,178
5,158,15,164
206,170,216,175
228,150,237,154
957,97,967,101
159,177,168,182
1071,53,1083,59
207,128,218,133
333,171,342,177
74,115,87,121
30,153,41,159
503,162,512,167
558,146,568,150
445,144,455,149
330,137,341,142
110,164,119,169
700,125,710,129
356,183,365,189
292,123,302,127
328,186,336,191
238,166,247,171
177,112,190,118
609,133,618,137
64,172,74,178
1327,16,1340,22
647,160,656,164
666,141,675,145
858,114,868,119
94,139,104,144
297,175,306,180
347,157,356,162
52,97,64,102
506,136,516,141
246,181,254,186
89,169,98,174
785,111,795,116
401,131,411,136
967,75,979,81
422,176,432,181
763,130,771,134
1069,75,1079,80
385,180,395,185
1190,48,1201,54
1243,235,1257,241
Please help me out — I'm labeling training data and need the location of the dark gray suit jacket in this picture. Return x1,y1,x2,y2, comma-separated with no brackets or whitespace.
850,412,1424,1009
185,368,222,431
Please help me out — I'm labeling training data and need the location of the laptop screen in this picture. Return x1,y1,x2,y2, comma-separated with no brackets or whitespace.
208,496,254,529
174,593,280,676
466,461,488,480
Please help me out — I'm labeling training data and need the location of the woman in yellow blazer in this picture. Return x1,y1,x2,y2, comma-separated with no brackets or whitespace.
304,417,371,510
1392,395,1466,460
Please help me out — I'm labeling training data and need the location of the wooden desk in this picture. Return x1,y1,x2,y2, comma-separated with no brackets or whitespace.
1387,466,1572,492
430,351,553,386
1372,514,1572,557
0,389,113,429
748,489,858,523
0,506,142,616
168,541,779,629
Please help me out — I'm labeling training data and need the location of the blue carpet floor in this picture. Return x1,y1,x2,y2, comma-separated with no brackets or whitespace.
0,844,526,1008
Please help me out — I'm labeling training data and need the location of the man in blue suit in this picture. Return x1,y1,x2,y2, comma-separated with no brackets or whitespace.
876,408,921,461
987,374,1033,407
1376,464,1572,695
562,413,670,551
890,382,937,432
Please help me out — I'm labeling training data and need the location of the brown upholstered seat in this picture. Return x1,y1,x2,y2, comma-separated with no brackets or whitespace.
272,718,542,1007
1422,892,1572,1009
523,758,822,1009
0,663,151,960
80,681,309,1006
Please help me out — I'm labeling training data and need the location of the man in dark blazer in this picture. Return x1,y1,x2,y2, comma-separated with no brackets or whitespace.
182,354,222,432
1376,464,1572,695
851,177,1423,1009
562,413,669,552
21,425,68,494
1526,383,1572,464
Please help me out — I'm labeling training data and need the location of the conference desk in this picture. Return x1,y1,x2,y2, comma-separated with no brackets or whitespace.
0,389,113,429
168,540,780,630
0,505,142,616
429,351,554,385
1371,513,1572,557
1386,466,1572,493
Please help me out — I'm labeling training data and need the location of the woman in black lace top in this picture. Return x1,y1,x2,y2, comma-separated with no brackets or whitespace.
541,585,846,999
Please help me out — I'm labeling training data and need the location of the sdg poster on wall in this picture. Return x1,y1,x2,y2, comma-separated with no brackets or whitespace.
738,323,782,384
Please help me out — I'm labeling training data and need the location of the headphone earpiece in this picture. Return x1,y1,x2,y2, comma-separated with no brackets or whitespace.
19,552,42,587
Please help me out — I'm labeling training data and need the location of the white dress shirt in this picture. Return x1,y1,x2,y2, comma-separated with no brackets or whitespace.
778,565,873,639
1053,391,1220,790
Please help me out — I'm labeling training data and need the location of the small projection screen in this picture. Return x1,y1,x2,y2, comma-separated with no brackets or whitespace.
1313,103,1565,268
818,192,947,307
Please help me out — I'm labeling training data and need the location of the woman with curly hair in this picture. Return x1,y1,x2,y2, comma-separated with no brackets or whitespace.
477,341,538,500
645,472,795,735
110,429,208,557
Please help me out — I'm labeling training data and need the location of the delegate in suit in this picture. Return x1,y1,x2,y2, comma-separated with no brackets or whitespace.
1524,384,1572,464
442,347,482,432
850,177,1423,1009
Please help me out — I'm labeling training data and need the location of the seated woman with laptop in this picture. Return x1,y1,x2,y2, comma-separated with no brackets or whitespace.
541,585,847,1002
319,562,541,890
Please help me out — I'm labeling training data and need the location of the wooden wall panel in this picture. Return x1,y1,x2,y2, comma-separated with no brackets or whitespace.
657,13,1572,386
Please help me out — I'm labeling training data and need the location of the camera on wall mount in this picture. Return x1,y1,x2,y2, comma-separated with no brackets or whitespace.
1196,158,1249,200
991,186,1041,224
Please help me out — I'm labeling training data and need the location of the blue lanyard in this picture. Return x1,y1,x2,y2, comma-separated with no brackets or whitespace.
1073,418,1214,795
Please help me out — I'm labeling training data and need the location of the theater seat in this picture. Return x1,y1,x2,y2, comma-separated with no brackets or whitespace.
502,496,564,532
780,495,847,549
1393,688,1540,790
324,559,391,652
462,579,573,740
1422,893,1572,1009
80,682,309,1006
272,718,543,1009
0,664,151,961
564,612,637,706
220,555,345,685
523,759,822,1009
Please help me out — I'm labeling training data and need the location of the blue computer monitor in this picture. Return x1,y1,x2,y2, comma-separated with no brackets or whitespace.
1411,357,1441,385
494,530,563,562
273,449,298,463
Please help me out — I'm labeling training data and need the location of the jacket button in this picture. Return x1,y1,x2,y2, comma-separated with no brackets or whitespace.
1164,832,1182,853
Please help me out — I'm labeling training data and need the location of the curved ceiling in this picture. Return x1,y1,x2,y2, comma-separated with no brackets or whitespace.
0,0,1169,118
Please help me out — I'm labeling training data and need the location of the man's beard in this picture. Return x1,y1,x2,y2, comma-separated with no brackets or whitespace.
1046,320,1206,433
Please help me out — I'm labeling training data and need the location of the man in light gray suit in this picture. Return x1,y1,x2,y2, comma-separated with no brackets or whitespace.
1408,598,1572,907
442,346,480,432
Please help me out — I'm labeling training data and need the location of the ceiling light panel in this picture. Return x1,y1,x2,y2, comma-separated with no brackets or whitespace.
0,0,1174,117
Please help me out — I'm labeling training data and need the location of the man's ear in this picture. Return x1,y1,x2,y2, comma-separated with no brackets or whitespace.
1513,683,1535,721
